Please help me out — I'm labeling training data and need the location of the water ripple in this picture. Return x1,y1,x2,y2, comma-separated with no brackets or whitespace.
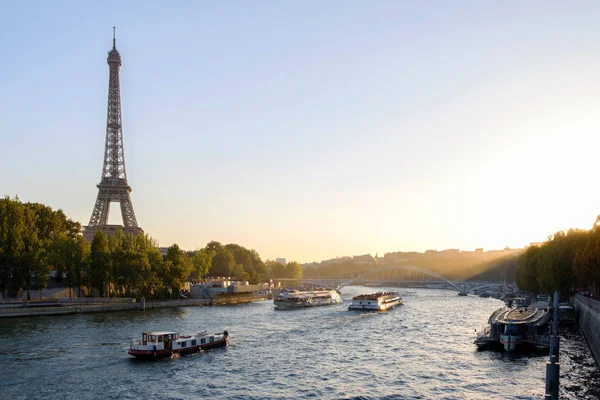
0,288,598,399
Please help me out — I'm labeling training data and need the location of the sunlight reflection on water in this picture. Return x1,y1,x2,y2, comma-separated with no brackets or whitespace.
0,288,598,399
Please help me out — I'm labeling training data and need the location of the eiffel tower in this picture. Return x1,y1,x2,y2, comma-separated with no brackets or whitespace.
83,29,142,242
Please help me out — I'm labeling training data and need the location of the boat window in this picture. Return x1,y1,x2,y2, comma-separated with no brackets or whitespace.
142,333,147,344
503,324,522,335
158,336,163,342
181,341,186,347
209,337,214,342
201,339,205,344
192,340,196,346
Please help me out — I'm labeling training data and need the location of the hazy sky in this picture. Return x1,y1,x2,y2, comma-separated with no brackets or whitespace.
2,1,600,262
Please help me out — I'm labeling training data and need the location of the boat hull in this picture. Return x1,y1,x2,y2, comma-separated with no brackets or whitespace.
274,299,340,309
348,299,403,311
128,336,228,360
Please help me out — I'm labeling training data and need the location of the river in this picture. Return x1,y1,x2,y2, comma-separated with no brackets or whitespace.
0,287,598,399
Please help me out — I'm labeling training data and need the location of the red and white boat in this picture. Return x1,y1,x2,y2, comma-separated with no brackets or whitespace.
128,330,229,359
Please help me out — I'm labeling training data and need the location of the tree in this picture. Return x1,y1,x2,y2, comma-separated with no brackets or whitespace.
192,248,215,283
266,260,287,278
88,231,111,297
0,197,25,298
516,246,541,293
286,261,303,280
164,244,192,296
232,264,250,282
210,248,235,277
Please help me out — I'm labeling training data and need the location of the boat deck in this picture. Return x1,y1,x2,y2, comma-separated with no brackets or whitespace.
497,307,549,325
352,292,397,301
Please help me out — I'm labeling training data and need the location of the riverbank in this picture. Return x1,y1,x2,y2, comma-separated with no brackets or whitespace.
574,294,600,366
0,293,270,318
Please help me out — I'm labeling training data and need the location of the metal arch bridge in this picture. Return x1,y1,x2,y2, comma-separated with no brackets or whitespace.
468,282,515,293
300,265,465,292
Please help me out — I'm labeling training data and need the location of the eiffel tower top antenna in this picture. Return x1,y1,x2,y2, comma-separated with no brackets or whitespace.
113,26,116,49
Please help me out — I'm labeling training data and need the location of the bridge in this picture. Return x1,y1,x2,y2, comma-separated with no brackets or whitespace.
275,264,514,294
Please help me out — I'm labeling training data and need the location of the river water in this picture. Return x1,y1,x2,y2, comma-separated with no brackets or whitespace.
0,287,598,399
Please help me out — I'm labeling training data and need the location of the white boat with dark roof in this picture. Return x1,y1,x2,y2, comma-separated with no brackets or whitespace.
348,292,403,311
273,290,342,309
128,330,229,359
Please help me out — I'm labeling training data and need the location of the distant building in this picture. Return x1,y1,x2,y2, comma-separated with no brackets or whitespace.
440,249,460,254
276,258,287,265
352,254,374,264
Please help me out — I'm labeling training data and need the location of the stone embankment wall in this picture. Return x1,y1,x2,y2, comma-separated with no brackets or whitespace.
0,294,269,318
574,294,600,366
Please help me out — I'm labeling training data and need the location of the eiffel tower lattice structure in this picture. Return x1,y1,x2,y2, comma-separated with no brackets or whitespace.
83,29,142,242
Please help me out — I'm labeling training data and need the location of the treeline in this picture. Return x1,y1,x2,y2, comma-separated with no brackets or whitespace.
0,197,302,300
303,253,518,282
516,219,600,299
0,197,82,299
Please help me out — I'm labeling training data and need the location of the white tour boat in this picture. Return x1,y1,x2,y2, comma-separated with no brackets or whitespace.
348,292,403,311
128,330,229,359
273,290,342,309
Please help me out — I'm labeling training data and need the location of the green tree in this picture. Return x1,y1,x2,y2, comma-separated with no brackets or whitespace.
88,231,111,297
164,244,192,296
516,246,541,293
232,263,250,282
286,261,303,280
0,197,25,298
266,260,286,278
192,248,215,283
210,248,235,277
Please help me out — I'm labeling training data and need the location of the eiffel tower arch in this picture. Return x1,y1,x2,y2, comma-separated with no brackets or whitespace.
83,29,142,242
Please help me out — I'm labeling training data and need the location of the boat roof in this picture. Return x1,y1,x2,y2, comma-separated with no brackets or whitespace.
496,307,550,325
144,331,177,336
352,292,398,300
280,290,334,296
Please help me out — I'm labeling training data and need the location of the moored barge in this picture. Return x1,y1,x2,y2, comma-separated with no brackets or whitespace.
348,292,403,311
128,330,228,359
475,304,551,352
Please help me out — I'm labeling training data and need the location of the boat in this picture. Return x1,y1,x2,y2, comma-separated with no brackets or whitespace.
348,292,403,311
273,290,342,309
503,294,515,307
558,303,576,325
128,330,229,359
513,296,530,307
457,292,468,296
478,292,491,298
474,298,551,352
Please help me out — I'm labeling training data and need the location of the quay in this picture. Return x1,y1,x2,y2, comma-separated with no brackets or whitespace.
0,293,270,319
574,294,600,366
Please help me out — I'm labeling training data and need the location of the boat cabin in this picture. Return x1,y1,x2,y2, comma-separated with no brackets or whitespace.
142,331,179,345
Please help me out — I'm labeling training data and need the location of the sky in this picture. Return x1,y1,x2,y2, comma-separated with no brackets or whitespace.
2,1,600,263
